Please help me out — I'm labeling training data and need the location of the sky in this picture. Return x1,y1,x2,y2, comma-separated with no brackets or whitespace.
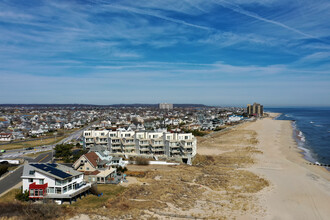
0,0,330,107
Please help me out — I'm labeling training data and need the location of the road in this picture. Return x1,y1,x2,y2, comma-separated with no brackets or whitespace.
0,121,97,159
0,152,52,195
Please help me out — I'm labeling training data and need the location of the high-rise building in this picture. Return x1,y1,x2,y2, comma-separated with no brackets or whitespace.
247,104,252,115
247,103,263,116
159,103,173,110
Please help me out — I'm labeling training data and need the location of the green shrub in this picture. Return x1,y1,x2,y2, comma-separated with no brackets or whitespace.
15,190,29,202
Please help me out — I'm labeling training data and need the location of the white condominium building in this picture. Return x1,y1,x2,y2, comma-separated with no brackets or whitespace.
159,103,173,110
83,130,197,159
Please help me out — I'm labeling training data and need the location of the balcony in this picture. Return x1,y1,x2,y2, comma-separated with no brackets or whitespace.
182,145,193,149
111,145,121,150
170,149,181,154
123,145,135,150
122,142,135,146
151,143,164,147
96,139,108,143
151,148,164,152
44,183,92,199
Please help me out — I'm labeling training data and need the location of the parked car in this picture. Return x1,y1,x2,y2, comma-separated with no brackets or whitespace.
26,147,34,150
0,149,6,153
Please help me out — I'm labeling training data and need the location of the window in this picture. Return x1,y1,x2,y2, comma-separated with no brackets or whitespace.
47,187,54,194
86,167,89,170
68,184,72,191
28,178,33,183
29,170,35,175
63,186,67,193
56,187,61,194
30,189,34,195
39,179,44,184
55,179,61,186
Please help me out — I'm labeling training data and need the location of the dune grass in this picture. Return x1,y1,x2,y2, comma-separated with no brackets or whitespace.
70,185,126,209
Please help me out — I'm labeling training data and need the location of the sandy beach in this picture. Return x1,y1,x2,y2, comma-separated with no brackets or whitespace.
247,113,330,219
64,113,330,219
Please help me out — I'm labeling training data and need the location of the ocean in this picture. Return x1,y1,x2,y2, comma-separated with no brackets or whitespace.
266,107,330,165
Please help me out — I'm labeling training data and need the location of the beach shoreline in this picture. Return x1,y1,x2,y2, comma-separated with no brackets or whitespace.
247,113,330,219
268,112,330,177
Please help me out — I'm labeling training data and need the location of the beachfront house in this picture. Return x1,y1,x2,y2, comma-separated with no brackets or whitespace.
21,163,92,204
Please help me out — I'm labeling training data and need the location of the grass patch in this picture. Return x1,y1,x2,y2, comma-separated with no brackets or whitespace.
0,188,20,203
0,136,65,151
70,185,126,209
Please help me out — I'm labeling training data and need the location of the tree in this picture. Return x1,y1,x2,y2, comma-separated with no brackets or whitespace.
117,166,127,174
15,190,29,201
54,144,73,161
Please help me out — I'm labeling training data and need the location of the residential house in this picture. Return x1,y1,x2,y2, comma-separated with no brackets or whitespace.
21,163,91,204
0,133,14,141
72,151,117,184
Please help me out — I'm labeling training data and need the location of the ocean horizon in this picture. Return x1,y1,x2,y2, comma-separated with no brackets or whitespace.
266,107,330,166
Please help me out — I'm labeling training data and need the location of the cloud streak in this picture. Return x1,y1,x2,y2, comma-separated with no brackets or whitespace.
213,0,320,40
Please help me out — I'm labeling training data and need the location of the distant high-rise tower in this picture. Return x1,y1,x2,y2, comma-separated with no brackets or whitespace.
159,103,173,110
247,104,252,115
247,103,263,116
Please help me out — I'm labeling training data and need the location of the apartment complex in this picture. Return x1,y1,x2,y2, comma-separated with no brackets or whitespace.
159,103,173,110
247,103,263,117
83,130,197,160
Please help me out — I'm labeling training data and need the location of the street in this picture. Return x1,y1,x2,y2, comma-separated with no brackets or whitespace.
0,151,52,195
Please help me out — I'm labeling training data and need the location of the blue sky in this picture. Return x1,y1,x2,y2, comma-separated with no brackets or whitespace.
1,0,330,106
